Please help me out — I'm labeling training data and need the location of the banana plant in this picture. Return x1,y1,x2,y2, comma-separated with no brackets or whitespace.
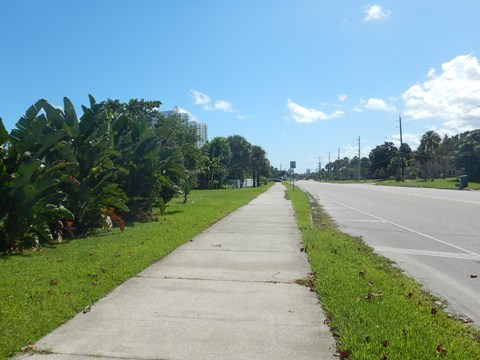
64,95,128,234
105,100,185,221
0,107,74,250
0,96,130,249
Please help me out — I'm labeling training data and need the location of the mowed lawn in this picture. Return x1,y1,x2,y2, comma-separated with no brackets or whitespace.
375,177,480,190
287,186,480,359
0,186,270,360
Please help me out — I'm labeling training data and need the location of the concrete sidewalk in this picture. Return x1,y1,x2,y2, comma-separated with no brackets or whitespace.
16,183,336,360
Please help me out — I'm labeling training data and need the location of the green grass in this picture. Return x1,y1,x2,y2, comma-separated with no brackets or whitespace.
311,177,480,190
286,186,480,359
0,186,270,360
375,177,480,190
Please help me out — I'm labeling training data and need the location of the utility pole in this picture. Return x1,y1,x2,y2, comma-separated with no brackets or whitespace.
337,148,340,180
318,156,322,180
328,151,331,180
358,136,361,181
399,115,404,181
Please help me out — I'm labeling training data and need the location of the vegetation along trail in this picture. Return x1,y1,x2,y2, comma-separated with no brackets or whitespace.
287,185,480,359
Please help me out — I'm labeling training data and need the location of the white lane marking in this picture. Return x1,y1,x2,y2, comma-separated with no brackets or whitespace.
375,246,480,261
312,194,480,258
402,191,480,205
335,219,386,223
355,184,480,205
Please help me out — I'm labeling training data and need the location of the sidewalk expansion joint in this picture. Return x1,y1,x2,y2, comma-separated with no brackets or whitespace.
179,248,299,254
204,231,299,235
136,274,300,285
25,351,158,360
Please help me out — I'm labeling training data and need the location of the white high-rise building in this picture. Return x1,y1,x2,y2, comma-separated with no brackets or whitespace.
188,120,208,148
157,107,208,148
158,106,190,124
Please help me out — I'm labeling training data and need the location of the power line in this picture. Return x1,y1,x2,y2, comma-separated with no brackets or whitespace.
362,116,399,142
403,71,480,123
419,72,480,107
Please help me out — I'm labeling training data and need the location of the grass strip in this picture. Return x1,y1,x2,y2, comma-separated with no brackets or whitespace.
316,178,480,190
375,177,480,190
0,186,270,360
286,186,480,359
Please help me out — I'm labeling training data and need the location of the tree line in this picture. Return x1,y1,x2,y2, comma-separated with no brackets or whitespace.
281,129,480,182
0,96,269,251
198,135,270,190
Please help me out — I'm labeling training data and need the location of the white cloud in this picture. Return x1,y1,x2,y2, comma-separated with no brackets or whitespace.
403,54,480,133
287,99,344,124
343,143,359,158
236,114,249,120
190,89,237,113
343,143,371,159
214,100,234,112
339,93,348,102
190,90,211,109
402,133,420,147
176,107,198,122
365,98,396,112
364,4,391,21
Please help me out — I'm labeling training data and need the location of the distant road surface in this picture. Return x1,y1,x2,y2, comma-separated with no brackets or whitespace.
296,180,480,325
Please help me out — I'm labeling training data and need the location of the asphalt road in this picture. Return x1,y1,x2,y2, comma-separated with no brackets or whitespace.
296,180,480,325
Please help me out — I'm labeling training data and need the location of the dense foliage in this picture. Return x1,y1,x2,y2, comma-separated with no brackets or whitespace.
314,129,480,181
196,135,270,189
0,96,272,251
0,96,197,250
454,129,480,181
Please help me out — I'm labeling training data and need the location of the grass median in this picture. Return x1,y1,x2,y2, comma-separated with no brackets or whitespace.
286,186,480,359
376,177,480,190
0,185,270,360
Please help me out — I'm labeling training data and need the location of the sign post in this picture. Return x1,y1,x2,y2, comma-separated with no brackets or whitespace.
290,161,296,191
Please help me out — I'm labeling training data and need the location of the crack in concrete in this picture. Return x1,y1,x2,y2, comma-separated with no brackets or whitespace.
136,274,301,285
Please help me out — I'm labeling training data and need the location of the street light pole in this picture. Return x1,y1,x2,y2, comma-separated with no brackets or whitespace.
399,115,404,181
290,161,296,190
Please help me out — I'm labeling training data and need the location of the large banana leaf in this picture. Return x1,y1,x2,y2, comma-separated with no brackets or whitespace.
0,117,7,145
0,99,75,249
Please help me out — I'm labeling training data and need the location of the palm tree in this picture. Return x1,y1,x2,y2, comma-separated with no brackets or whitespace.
251,145,267,187
227,135,252,186
416,130,441,180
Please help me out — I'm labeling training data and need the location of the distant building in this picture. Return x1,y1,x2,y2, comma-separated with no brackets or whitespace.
156,107,208,148
406,157,463,179
157,106,190,124
188,120,208,148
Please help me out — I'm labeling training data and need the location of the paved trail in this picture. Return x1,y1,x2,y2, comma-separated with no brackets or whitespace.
15,183,335,360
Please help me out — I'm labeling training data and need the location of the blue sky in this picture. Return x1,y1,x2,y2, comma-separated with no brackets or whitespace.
2,1,480,173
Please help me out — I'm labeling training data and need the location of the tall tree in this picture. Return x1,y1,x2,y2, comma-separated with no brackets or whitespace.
454,130,480,181
251,145,269,187
270,166,286,181
200,137,232,189
368,142,398,179
436,134,459,178
360,157,371,180
415,130,441,180
227,135,252,185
